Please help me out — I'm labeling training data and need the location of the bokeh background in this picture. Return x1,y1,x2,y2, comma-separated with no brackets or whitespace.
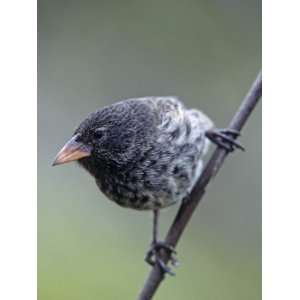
38,1,261,299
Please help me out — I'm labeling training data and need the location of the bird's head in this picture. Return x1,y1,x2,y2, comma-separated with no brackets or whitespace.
52,103,149,176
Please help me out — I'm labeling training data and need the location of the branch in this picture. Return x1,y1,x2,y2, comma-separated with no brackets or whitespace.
136,71,262,300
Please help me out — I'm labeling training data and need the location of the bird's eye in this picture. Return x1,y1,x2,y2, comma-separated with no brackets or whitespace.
94,128,105,139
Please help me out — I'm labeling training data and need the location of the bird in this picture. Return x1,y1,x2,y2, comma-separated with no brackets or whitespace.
53,96,242,274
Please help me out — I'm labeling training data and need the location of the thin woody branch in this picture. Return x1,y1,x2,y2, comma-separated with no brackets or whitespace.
137,71,262,300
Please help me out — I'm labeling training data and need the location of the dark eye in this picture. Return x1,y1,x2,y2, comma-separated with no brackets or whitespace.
94,128,105,139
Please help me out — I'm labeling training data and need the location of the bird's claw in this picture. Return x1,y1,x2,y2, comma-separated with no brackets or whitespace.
205,128,245,152
144,241,178,276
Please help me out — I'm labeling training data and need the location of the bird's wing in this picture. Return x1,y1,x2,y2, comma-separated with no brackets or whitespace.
119,96,184,130
122,96,214,142
150,96,186,127
150,96,213,132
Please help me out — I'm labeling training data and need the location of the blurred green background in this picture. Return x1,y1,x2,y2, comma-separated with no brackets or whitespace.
38,0,261,299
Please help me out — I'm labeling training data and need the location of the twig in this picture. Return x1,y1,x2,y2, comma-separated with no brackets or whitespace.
136,71,262,300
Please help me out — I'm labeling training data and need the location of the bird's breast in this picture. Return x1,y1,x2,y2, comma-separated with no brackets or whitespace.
93,142,204,211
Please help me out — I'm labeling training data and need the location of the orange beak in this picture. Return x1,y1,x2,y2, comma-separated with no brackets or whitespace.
52,135,92,166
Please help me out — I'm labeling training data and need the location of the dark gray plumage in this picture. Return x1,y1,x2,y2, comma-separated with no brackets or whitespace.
74,97,213,210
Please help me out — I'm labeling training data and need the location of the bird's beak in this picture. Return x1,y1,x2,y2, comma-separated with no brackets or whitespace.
52,135,92,166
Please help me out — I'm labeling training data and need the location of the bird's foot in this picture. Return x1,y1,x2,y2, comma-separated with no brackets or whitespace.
145,241,178,276
205,128,245,152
